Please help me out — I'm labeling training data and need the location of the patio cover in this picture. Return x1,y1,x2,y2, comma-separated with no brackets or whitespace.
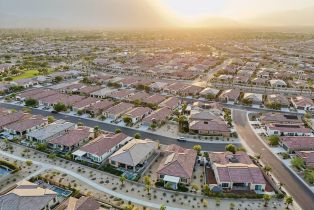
163,175,180,183
72,150,86,157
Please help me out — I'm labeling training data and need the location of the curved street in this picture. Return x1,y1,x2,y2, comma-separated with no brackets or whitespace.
233,109,314,210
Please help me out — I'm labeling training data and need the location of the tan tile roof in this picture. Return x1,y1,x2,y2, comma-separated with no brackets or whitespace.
109,139,157,166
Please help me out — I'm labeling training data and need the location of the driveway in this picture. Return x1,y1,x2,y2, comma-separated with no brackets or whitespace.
233,109,314,210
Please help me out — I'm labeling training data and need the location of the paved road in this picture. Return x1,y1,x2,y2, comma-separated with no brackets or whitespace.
0,102,238,151
0,149,184,210
233,109,314,210
212,82,314,99
181,97,304,116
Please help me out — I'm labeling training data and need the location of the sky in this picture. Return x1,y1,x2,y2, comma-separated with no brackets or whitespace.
0,0,314,28
156,0,314,20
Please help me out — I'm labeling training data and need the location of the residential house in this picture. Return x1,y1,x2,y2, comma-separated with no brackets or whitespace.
157,144,197,189
58,196,104,210
124,107,152,124
109,139,158,172
265,94,290,108
159,97,180,110
266,124,312,136
0,112,31,130
86,100,114,116
280,136,314,153
0,180,58,210
243,93,263,105
72,97,100,112
199,88,220,98
127,91,150,102
269,79,287,88
48,127,93,153
291,96,314,112
260,112,302,125
208,152,266,191
142,107,172,126
218,89,240,104
4,115,47,136
295,151,314,168
26,120,75,143
142,94,166,106
103,102,134,120
73,133,131,163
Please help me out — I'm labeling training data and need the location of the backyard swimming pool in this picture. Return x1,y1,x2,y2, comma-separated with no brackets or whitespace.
0,165,12,176
34,180,72,197
51,186,72,197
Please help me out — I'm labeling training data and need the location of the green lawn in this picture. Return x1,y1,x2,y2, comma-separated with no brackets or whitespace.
12,69,54,81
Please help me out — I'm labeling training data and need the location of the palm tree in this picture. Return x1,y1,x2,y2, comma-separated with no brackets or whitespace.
119,175,126,187
263,194,271,207
284,196,293,209
263,165,272,175
145,184,151,195
94,126,100,137
160,204,166,210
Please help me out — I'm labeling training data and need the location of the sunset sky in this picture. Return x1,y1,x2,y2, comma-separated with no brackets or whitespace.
0,0,313,28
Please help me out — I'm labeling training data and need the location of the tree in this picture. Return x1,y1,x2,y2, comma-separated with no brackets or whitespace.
178,115,188,133
143,176,151,186
193,145,202,155
284,196,293,209
25,98,38,107
267,135,279,146
53,103,67,112
123,116,133,126
304,113,312,119
134,133,141,139
54,76,63,83
123,204,134,210
291,157,304,170
94,126,100,137
160,204,166,210
47,116,55,124
145,184,151,195
225,144,236,154
48,153,56,159
36,143,47,151
263,165,272,174
77,121,84,126
263,194,271,207
115,128,121,134
119,175,126,187
25,160,33,166
304,169,314,184
191,183,199,192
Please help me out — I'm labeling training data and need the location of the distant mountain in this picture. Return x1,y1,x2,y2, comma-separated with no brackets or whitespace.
244,7,314,27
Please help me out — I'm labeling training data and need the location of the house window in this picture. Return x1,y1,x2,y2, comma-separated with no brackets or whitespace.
221,183,229,188
255,185,262,191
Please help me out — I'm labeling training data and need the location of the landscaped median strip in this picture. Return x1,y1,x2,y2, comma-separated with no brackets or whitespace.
0,149,184,210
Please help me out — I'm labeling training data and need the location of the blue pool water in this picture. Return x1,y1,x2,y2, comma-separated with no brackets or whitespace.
51,186,72,197
0,166,12,176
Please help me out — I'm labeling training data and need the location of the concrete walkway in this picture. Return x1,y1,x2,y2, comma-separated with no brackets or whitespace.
0,150,184,210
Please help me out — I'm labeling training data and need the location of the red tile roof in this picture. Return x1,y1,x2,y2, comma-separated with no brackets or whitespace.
79,133,128,156
157,144,197,179
49,127,91,147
